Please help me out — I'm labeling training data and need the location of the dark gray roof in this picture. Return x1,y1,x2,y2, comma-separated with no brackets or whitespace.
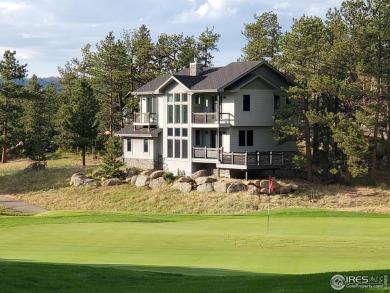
131,61,272,94
115,124,162,137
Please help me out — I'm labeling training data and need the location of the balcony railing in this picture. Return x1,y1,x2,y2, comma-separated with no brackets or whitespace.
192,147,286,167
192,112,233,125
220,151,285,166
134,113,158,125
193,147,221,160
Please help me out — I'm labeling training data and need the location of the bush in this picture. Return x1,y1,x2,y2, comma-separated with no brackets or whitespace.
162,172,175,183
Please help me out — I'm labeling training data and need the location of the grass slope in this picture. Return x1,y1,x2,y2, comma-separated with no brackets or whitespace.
0,261,388,293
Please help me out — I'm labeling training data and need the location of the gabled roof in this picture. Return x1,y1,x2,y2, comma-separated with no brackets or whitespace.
131,61,289,95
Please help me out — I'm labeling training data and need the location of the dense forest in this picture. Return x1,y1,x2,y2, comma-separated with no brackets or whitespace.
0,0,389,184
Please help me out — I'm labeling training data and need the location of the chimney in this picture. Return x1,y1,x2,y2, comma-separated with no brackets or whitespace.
189,58,203,76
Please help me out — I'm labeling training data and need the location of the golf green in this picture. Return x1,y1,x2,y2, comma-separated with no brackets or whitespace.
0,211,389,275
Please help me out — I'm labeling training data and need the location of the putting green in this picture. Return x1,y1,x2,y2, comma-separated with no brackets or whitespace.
0,212,389,275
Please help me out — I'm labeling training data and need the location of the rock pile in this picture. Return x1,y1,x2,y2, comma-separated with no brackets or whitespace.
70,168,298,195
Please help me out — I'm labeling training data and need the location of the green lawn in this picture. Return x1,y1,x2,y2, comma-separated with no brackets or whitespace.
0,210,389,292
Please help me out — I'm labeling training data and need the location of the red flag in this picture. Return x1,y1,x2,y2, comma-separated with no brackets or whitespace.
269,175,275,192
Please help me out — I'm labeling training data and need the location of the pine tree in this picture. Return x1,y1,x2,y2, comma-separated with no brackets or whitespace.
197,27,220,66
63,79,99,166
24,75,49,162
100,137,123,178
0,50,28,163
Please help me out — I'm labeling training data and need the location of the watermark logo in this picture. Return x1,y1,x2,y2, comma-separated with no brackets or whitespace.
331,274,388,290
330,275,346,290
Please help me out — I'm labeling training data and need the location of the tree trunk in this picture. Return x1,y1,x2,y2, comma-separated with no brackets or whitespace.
1,124,8,164
304,98,313,182
370,109,379,181
82,146,86,167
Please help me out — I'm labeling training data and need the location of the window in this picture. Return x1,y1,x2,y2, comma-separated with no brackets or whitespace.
168,93,174,103
143,139,149,153
174,128,181,136
243,95,250,111
175,93,181,102
182,140,188,158
274,95,280,110
239,130,253,147
239,130,246,146
195,95,201,105
247,130,253,146
182,93,188,102
195,130,201,146
126,139,132,152
167,126,188,159
167,105,173,123
174,105,181,123
182,105,188,123
167,139,173,158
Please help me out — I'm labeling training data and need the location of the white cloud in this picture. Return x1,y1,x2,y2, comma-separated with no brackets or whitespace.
174,0,243,24
0,1,27,12
273,1,291,11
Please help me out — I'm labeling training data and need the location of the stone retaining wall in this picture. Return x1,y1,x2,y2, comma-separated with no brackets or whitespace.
124,158,157,170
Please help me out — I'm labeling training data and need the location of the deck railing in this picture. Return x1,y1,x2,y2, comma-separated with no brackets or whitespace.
220,151,285,166
192,147,221,160
192,112,233,124
192,147,285,167
134,112,158,125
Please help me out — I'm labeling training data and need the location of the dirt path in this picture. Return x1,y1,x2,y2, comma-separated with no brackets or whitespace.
0,196,48,213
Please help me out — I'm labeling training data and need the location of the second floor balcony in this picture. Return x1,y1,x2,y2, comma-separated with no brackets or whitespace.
192,112,233,127
133,112,158,127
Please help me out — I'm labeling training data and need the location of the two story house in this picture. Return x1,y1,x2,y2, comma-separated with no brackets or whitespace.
115,60,296,178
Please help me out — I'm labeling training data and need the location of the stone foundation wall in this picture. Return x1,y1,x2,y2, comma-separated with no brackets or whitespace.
124,158,157,170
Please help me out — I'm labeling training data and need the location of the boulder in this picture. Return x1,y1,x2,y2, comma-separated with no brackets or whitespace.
130,175,138,185
195,176,216,185
196,183,214,193
149,177,166,189
259,179,281,189
123,168,137,178
25,162,45,171
171,182,192,193
291,184,299,191
102,178,124,187
213,181,231,193
70,173,98,187
277,184,293,194
140,170,152,176
150,170,164,179
227,182,247,194
82,178,98,187
247,185,261,195
135,175,150,187
191,169,209,179
177,176,194,183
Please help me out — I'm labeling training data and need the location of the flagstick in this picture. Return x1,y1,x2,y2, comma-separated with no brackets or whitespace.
267,175,271,232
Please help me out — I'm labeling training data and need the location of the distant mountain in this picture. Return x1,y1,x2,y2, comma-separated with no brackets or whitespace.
0,77,62,91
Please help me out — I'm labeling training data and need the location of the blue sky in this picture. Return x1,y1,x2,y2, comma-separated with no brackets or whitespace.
0,0,343,77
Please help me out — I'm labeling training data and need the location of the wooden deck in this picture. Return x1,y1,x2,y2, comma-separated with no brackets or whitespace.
192,147,287,170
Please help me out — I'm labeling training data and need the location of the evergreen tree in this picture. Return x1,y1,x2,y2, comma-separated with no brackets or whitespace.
241,12,282,63
100,136,123,178
24,75,49,162
63,79,99,166
197,27,220,66
0,50,28,163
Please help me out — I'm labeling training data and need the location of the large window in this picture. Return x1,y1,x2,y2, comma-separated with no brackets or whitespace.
167,127,188,159
143,139,149,153
167,93,188,124
126,139,132,152
239,130,253,147
243,95,250,111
